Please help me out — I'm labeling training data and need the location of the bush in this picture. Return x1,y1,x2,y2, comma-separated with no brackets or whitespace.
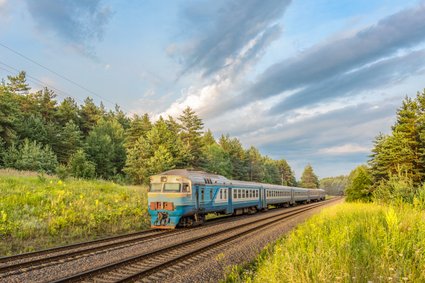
68,149,96,179
56,164,70,180
345,165,373,202
3,139,58,173
374,173,417,205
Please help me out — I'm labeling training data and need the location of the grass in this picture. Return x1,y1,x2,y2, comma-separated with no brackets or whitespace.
0,169,149,256
225,202,425,282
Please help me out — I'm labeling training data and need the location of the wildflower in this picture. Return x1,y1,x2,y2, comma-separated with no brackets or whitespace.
388,277,393,281
399,253,403,257
57,180,63,186
95,199,99,207
389,268,394,271
402,277,408,281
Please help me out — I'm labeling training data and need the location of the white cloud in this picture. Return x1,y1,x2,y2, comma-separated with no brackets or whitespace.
319,144,370,155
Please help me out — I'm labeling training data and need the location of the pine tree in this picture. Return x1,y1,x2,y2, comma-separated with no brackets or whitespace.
6,71,30,94
125,113,152,149
300,164,319,188
55,121,82,163
178,107,204,168
85,118,125,178
219,135,247,180
203,129,216,147
262,157,280,184
79,97,102,135
202,143,232,177
369,133,391,182
246,146,264,182
276,159,296,186
0,88,19,146
124,118,185,184
391,97,422,184
57,97,80,126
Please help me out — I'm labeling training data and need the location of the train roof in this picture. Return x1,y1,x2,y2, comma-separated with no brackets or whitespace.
157,169,324,192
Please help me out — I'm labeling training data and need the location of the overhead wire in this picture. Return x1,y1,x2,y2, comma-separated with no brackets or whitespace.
0,41,126,111
0,60,84,105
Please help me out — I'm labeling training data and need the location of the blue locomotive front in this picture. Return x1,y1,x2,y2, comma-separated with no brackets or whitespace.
148,172,194,229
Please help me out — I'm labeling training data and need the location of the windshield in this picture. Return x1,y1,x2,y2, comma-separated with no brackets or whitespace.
164,183,181,192
149,183,163,192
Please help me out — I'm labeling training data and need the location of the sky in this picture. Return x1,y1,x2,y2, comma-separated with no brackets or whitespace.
1,0,425,179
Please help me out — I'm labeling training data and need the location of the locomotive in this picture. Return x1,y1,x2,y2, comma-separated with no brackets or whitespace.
148,169,325,229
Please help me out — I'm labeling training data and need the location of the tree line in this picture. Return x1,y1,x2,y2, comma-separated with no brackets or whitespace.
0,71,320,187
346,89,425,206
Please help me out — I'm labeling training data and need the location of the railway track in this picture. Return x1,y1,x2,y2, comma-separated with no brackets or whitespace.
0,207,257,278
49,198,339,283
0,229,173,275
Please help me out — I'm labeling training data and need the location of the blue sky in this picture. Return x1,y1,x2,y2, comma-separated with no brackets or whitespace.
1,0,425,178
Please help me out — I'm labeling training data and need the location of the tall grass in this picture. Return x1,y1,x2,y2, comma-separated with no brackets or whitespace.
226,202,425,282
0,170,149,256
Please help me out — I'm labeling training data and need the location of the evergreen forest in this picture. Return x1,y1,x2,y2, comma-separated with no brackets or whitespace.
346,89,425,206
0,71,320,187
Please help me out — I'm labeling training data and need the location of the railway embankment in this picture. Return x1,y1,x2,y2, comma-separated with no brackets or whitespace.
0,169,149,256
225,201,425,282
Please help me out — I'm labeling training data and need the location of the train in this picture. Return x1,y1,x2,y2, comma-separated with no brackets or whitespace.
147,169,326,229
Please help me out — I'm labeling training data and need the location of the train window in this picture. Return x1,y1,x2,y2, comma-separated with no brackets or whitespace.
182,183,190,193
233,189,237,199
149,183,162,192
238,189,241,199
201,189,204,200
250,190,253,198
210,189,213,199
220,190,223,199
164,183,181,192
224,189,227,199
256,190,258,198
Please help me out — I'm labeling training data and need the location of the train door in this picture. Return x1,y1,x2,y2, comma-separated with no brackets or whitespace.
261,187,267,209
195,186,200,210
228,187,233,214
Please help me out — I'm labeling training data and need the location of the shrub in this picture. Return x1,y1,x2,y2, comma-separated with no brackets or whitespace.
68,149,96,179
374,173,417,205
3,139,58,173
56,164,70,180
345,165,373,202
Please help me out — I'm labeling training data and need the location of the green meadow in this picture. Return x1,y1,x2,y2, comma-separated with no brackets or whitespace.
225,202,425,282
0,169,149,256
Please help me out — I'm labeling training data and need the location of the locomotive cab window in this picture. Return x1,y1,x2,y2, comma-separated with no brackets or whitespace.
149,183,163,192
164,183,181,192
182,183,190,193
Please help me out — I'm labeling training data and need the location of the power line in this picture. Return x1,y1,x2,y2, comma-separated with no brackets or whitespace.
0,61,84,104
0,41,125,111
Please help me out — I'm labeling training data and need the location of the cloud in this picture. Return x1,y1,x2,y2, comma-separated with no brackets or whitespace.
247,3,425,98
319,144,370,155
201,3,425,117
23,0,112,55
269,48,425,113
173,0,291,79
